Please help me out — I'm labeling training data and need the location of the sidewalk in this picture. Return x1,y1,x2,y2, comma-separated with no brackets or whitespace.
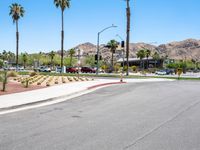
0,78,173,113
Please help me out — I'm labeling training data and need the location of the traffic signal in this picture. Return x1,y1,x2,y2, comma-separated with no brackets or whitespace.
95,54,98,61
121,41,125,48
100,55,102,60
95,54,102,61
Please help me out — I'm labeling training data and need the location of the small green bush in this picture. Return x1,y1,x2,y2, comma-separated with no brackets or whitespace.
30,72,38,77
131,66,137,72
7,71,18,77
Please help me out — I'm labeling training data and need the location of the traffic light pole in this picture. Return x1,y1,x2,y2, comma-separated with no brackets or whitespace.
96,25,117,75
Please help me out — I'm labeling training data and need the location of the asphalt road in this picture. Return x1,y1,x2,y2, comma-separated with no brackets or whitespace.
0,81,200,150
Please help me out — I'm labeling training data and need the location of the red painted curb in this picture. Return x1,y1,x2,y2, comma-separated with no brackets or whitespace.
87,82,126,90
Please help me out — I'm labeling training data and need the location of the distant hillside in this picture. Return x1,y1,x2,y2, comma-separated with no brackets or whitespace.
62,39,200,61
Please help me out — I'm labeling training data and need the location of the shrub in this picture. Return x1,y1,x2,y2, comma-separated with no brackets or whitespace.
131,66,137,72
0,71,8,91
114,64,121,73
30,72,38,77
7,71,18,77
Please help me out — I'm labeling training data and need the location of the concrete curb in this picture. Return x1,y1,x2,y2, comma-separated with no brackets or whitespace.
87,82,126,90
0,81,125,113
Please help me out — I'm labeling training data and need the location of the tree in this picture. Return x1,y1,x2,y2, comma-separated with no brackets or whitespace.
145,49,151,69
49,51,56,69
0,59,3,68
9,3,25,70
152,52,160,68
68,48,75,66
125,0,131,76
136,49,145,70
22,53,28,68
54,0,70,72
107,40,118,68
191,59,197,70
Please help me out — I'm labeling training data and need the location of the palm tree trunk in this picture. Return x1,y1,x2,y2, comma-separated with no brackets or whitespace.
111,52,114,69
16,20,19,71
70,56,72,67
23,61,26,69
61,10,64,72
126,0,131,76
147,57,149,69
51,58,53,69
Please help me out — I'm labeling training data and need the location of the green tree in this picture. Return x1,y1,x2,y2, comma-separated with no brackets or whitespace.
107,40,118,68
9,3,25,70
22,53,28,68
1,50,8,62
84,56,96,67
49,51,56,69
54,0,70,71
152,52,160,68
0,59,3,68
68,48,75,66
145,49,151,69
7,51,15,64
136,49,146,70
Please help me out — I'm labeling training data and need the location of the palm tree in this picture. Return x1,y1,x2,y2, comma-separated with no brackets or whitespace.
145,49,151,69
7,51,15,64
126,0,131,76
68,48,75,67
9,3,25,70
136,49,146,70
2,50,8,62
22,53,28,68
107,40,119,68
49,51,56,69
54,0,70,72
152,52,160,68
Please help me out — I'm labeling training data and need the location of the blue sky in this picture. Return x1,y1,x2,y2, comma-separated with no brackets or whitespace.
0,0,200,53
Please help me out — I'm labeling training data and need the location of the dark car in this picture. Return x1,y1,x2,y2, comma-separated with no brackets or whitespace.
66,67,78,73
81,67,96,73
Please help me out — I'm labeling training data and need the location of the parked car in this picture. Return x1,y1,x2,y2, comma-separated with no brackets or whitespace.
155,70,167,75
155,69,174,75
66,67,78,73
39,66,51,72
81,67,96,73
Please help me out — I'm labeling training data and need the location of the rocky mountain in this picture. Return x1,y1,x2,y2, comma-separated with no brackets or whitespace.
66,39,200,61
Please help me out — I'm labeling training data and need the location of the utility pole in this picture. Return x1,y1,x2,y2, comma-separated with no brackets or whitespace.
126,0,131,76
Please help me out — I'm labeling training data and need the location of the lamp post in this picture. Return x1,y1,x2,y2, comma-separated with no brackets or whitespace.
116,34,125,75
96,24,117,75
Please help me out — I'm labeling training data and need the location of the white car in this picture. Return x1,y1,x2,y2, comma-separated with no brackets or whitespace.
155,70,167,75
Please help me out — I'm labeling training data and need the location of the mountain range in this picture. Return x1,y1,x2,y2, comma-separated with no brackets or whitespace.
64,39,200,61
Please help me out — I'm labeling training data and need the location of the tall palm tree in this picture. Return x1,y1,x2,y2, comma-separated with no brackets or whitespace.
9,3,25,70
107,40,119,68
145,49,151,69
54,0,70,72
152,52,160,68
126,0,131,76
136,49,145,70
22,53,28,68
49,51,56,69
68,48,75,67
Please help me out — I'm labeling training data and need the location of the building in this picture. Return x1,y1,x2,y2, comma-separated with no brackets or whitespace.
117,57,163,69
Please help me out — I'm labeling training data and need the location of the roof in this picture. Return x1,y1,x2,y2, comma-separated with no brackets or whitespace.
117,57,155,63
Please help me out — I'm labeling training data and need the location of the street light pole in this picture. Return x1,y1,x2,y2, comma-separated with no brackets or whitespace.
96,25,117,75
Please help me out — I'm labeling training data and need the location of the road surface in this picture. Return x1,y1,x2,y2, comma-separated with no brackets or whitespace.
0,81,200,150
